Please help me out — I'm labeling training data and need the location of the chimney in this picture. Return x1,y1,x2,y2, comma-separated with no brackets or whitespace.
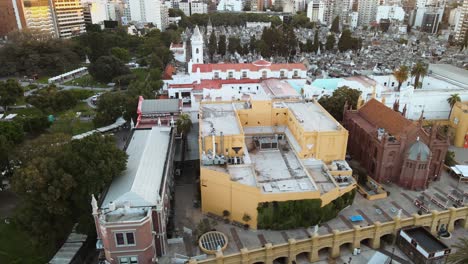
109,201,116,211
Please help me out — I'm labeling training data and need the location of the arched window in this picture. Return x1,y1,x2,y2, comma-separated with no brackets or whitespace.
196,48,199,54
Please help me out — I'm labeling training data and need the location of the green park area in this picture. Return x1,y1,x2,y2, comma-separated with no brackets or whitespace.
49,102,96,135
0,221,49,264
64,74,109,88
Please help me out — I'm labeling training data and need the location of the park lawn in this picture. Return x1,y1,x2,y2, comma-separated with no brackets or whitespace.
49,102,96,135
64,74,109,88
36,76,49,84
0,222,49,264
10,106,43,117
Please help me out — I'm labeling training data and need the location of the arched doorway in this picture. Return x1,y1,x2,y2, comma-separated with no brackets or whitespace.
273,257,288,264
317,247,332,261
454,218,465,229
252,262,265,264
339,242,353,255
360,238,372,248
295,252,310,264
380,233,396,246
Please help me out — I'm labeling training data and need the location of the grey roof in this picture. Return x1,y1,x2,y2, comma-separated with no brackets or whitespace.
429,64,468,88
407,140,431,161
141,99,180,114
102,126,171,208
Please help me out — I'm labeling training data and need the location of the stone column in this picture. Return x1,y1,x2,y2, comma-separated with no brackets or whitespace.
447,207,458,232
288,239,297,264
265,243,274,264
331,230,341,258
393,216,401,235
352,225,361,249
240,248,250,264
309,234,320,263
216,251,224,264
412,213,421,227
430,210,440,234
371,222,382,249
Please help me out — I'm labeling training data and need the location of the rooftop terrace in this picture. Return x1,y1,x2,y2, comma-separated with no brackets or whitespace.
200,103,242,136
285,102,341,132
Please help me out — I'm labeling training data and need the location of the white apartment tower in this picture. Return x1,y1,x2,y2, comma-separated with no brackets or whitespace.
53,0,86,38
357,0,379,26
307,0,326,23
191,25,203,64
129,0,168,30
455,0,468,42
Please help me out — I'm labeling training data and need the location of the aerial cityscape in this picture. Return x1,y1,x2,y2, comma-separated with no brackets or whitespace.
0,0,467,263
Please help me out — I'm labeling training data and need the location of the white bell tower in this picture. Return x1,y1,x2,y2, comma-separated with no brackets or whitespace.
191,25,204,64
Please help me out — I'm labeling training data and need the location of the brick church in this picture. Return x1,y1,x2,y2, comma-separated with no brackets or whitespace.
343,98,449,190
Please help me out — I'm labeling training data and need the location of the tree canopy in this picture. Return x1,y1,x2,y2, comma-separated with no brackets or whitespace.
331,16,340,33
12,134,127,244
0,30,83,77
0,79,23,111
318,86,362,121
338,29,362,52
88,55,131,83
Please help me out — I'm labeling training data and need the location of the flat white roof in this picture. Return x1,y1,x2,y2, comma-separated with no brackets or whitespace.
102,126,171,208
286,102,340,132
200,104,241,136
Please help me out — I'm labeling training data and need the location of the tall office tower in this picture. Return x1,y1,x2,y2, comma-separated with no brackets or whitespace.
307,0,326,23
53,0,86,38
129,0,168,31
82,0,109,25
357,0,379,26
0,0,26,37
322,0,335,24
455,0,468,42
332,0,352,23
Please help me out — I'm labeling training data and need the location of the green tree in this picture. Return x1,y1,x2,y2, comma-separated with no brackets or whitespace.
338,29,353,52
249,35,256,53
218,35,227,56
312,30,319,53
444,151,457,167
0,135,14,178
411,62,428,88
0,121,24,143
94,92,136,127
318,86,361,121
448,237,468,264
325,33,336,50
0,79,23,112
88,55,131,83
110,47,131,63
208,31,217,60
447,93,461,117
392,65,409,91
176,113,193,137
127,68,163,98
331,16,340,33
0,30,82,77
228,37,241,54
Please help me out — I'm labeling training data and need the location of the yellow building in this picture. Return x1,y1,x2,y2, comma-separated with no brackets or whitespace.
199,99,356,229
449,101,468,148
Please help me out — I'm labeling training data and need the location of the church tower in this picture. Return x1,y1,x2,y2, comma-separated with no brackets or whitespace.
191,25,204,64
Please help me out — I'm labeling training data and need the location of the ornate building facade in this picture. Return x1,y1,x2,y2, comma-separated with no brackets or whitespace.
343,98,449,190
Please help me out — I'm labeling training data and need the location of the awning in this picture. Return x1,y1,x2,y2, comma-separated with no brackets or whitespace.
349,215,364,222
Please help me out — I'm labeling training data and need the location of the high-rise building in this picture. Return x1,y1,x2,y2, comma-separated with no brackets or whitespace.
357,0,379,26
22,0,58,37
82,0,109,25
52,0,86,38
129,0,168,30
376,4,405,22
455,0,468,42
0,0,26,37
307,0,326,23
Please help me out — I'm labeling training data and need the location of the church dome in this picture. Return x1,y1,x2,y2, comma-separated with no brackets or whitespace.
407,138,431,161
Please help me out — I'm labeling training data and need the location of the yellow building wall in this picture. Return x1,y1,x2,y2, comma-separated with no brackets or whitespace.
449,102,468,148
201,167,356,229
200,134,245,157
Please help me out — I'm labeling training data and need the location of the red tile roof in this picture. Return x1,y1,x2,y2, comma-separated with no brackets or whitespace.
357,98,415,137
168,78,262,90
191,61,306,73
163,65,176,80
